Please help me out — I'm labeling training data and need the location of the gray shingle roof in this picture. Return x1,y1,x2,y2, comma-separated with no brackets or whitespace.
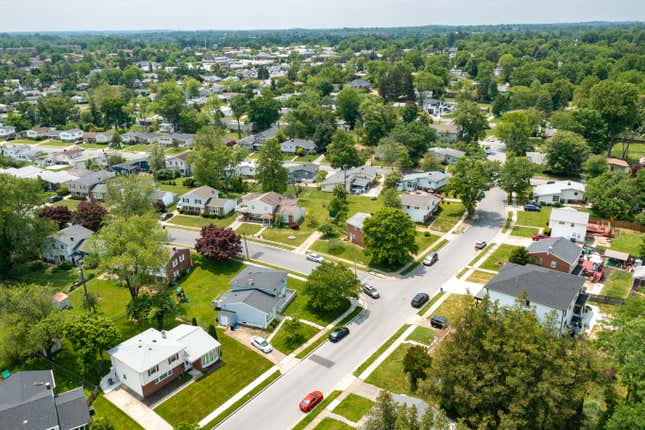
527,237,582,266
401,192,441,208
229,266,287,296
218,289,282,314
51,225,93,248
55,387,90,430
549,207,589,225
484,263,585,311
346,212,371,229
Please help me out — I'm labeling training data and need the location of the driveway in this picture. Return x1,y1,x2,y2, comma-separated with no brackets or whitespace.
223,326,286,364
104,388,173,430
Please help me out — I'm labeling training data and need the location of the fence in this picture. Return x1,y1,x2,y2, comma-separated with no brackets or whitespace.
588,217,645,233
587,294,626,305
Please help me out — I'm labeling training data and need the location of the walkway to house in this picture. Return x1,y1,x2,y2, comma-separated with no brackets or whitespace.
104,388,173,430
293,231,322,254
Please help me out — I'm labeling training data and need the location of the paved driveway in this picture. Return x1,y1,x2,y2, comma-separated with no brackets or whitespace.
104,388,173,430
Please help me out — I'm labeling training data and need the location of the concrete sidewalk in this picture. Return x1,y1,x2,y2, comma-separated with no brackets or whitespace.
104,388,173,430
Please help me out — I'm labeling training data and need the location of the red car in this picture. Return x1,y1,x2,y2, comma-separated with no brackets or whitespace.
532,233,548,241
299,391,324,412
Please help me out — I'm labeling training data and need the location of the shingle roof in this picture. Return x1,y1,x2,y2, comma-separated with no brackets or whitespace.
401,192,441,208
527,237,582,266
50,225,93,248
346,212,371,229
429,147,464,158
401,171,448,183
484,263,585,311
218,289,282,314
182,185,219,200
0,370,58,430
549,207,590,225
533,180,585,197
107,328,185,373
281,138,316,149
229,266,287,296
54,387,90,430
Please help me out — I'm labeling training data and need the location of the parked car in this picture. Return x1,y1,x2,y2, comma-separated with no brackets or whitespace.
362,284,380,299
430,316,449,329
250,336,273,353
306,253,324,263
411,293,430,308
48,195,63,203
299,391,324,412
160,212,174,221
328,327,350,343
524,203,541,212
423,252,438,266
532,233,548,241
475,240,487,250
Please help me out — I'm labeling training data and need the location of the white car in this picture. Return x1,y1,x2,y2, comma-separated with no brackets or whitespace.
250,336,273,353
306,253,324,263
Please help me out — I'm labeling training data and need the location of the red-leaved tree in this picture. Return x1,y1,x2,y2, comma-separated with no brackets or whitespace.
72,201,108,231
195,225,242,261
40,205,73,229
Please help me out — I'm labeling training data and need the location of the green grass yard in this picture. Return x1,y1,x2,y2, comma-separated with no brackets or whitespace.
468,242,495,266
270,320,319,354
432,294,473,324
157,179,196,196
611,142,645,164
169,213,236,229
365,344,416,396
600,269,633,299
309,238,370,265
480,244,522,271
430,201,465,232
92,395,144,430
52,198,82,210
406,326,436,345
608,229,643,257
354,325,410,377
466,270,495,284
415,231,440,252
283,278,349,326
314,418,354,430
510,226,539,238
236,223,263,236
516,207,552,229
332,393,374,422
260,226,313,246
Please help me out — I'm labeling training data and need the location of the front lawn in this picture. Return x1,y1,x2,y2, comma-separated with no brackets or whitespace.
466,270,495,284
516,206,552,228
157,177,196,196
260,226,314,246
169,213,236,229
270,320,319,354
480,244,522,271
467,242,495,266
354,324,410,377
600,269,633,299
365,344,416,396
52,198,82,210
415,231,440,252
283,278,349,326
14,263,79,291
430,201,465,232
154,329,273,427
611,142,645,164
92,395,144,430
511,226,539,238
332,393,374,422
431,294,472,324
609,229,643,257
236,223,263,236
314,418,354,430
309,238,370,265
406,326,435,345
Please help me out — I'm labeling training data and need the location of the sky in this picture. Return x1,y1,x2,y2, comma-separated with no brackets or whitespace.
0,0,644,32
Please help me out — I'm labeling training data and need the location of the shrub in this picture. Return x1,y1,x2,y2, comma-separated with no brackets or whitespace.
56,260,73,271
319,223,337,238
182,177,196,188
289,223,300,230
156,169,177,180
328,239,344,253
295,147,305,156
56,185,69,196
424,231,430,237
316,170,328,182
307,217,319,228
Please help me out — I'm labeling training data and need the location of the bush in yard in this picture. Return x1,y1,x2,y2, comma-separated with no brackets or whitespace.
363,207,417,268
154,200,166,213
207,324,218,340
304,262,361,314
195,224,242,261
56,185,69,196
319,223,337,238
182,177,196,188
156,169,177,180
40,205,73,229
289,223,300,230
403,345,432,391
328,239,344,253
509,247,529,265
72,201,108,231
282,319,306,348
90,417,115,430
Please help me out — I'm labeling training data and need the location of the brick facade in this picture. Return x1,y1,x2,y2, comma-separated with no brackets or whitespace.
347,224,365,247
164,248,192,283
141,363,185,398
528,252,574,273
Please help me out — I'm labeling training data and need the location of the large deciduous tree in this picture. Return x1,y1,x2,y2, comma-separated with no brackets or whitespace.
363,207,417,267
326,130,362,184
229,95,249,138
545,131,590,176
64,314,119,376
248,96,280,132
497,156,535,202
453,101,488,145
304,262,360,314
189,127,247,192
494,111,532,156
195,225,242,262
40,205,73,229
72,201,107,231
336,86,362,129
149,144,166,179
107,175,156,217
359,96,397,146
446,157,497,216
586,170,643,221
388,121,437,165
256,138,288,193
126,288,179,330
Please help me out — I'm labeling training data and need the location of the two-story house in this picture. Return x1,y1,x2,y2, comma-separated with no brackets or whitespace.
67,170,116,199
106,325,221,399
400,192,442,223
43,224,94,265
527,237,583,273
166,151,192,176
177,186,237,216
60,129,83,142
156,246,192,284
397,171,449,192
548,208,590,243
346,212,371,247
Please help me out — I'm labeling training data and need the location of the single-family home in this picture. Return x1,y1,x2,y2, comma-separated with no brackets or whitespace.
43,224,94,265
153,190,177,208
476,263,589,334
320,166,379,194
346,79,371,90
67,170,116,199
397,171,449,192
0,370,90,430
59,129,83,142
236,160,258,178
166,151,191,176
548,208,590,243
237,126,279,151
428,147,465,164
213,266,296,329
83,130,114,144
0,143,42,162
401,192,442,223
286,163,319,183
280,138,316,154
606,158,630,173
526,151,546,166
424,99,457,117
527,237,583,273
236,192,305,225
429,123,459,143
346,212,371,247
157,246,192,284
532,180,585,204
89,183,108,201
111,158,150,175
0,124,16,140
177,186,220,213
106,325,221,399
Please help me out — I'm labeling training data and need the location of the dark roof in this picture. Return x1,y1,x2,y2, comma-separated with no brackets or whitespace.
229,266,287,296
527,237,582,266
55,387,90,430
484,263,585,311
218,289,282,314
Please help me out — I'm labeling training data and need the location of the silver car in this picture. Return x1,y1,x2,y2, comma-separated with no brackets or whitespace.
306,253,324,263
250,336,273,353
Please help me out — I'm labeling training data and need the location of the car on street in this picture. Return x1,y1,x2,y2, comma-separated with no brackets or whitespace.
160,212,174,221
328,327,350,343
411,292,430,308
430,315,449,329
362,284,380,299
524,202,541,212
475,240,487,250
423,252,438,266
299,391,324,412
48,195,63,203
250,336,273,353
306,253,324,263
532,233,548,241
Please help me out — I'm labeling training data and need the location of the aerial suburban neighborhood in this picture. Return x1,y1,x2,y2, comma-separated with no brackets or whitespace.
0,6,644,430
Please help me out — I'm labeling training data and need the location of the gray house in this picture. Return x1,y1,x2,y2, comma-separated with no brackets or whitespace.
0,370,90,430
238,126,279,152
213,266,296,329
286,163,319,183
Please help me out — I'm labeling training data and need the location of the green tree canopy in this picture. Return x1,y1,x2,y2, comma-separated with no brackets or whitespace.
336,86,362,129
545,131,590,176
446,157,497,216
248,96,280,132
494,111,532,156
107,175,156,217
453,101,488,145
256,138,288,193
363,207,417,267
304,262,360,314
498,156,535,201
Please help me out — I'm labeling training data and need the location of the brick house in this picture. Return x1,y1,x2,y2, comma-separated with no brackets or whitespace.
157,247,192,284
346,212,371,247
527,237,583,273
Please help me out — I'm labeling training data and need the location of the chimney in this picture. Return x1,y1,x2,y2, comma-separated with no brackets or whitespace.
161,330,166,339
70,237,74,242
547,246,553,255
45,382,51,390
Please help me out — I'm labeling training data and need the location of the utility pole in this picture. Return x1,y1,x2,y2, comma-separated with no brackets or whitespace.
77,262,90,311
243,234,250,259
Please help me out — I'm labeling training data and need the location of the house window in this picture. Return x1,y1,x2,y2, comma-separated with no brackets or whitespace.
201,348,218,367
553,196,560,202
147,365,159,376
168,353,179,365
172,259,178,268
195,199,201,205
550,261,557,269
179,254,185,262
155,369,173,384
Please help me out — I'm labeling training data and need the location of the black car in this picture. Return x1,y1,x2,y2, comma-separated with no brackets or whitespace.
411,293,430,308
49,195,63,203
362,284,380,299
328,327,350,342
430,316,449,329
160,212,174,221
524,202,541,212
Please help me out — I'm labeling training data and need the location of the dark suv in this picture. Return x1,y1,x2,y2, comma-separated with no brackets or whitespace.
411,293,430,308
430,316,449,329
328,327,350,342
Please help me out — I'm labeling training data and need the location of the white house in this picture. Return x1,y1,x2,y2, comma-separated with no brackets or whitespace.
397,171,448,192
43,225,94,265
400,192,442,223
532,180,585,204
320,166,378,194
549,207,589,243
477,263,589,334
236,192,305,225
166,151,192,176
0,124,16,140
106,325,221,399
280,138,316,154
59,129,83,142
236,160,258,178
428,147,465,164
154,190,178,208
